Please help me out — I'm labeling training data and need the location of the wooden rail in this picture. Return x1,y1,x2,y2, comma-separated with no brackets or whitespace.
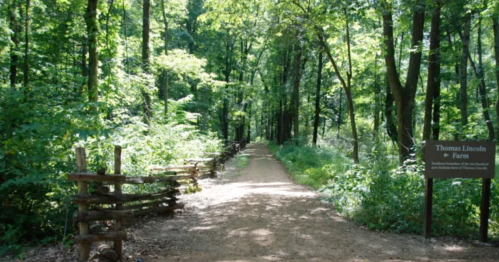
71,147,185,261
71,141,246,260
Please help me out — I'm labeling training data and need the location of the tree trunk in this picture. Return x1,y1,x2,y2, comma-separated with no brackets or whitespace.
9,0,20,89
492,15,499,138
222,37,232,142
463,12,495,141
247,102,252,142
277,99,283,145
142,0,151,70
324,116,327,138
432,75,441,141
292,45,303,142
381,0,425,164
337,88,342,139
223,86,229,142
235,39,251,142
85,0,99,108
345,87,359,163
476,14,495,141
423,0,441,142
397,33,404,72
277,48,292,144
104,1,114,52
161,0,169,117
460,13,471,127
444,28,461,140
373,53,381,135
185,1,199,54
81,35,88,96
161,0,169,54
385,73,397,142
162,70,169,116
344,8,359,163
305,94,310,136
313,51,323,145
122,2,130,75
23,0,29,89
269,107,274,141
142,0,152,123
315,8,359,163
262,112,267,139
284,106,292,142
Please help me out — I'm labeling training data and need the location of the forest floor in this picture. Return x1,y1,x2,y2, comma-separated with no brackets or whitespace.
11,143,499,262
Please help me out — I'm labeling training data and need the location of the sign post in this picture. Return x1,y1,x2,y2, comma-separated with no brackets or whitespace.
424,141,495,241
480,178,492,242
424,177,433,238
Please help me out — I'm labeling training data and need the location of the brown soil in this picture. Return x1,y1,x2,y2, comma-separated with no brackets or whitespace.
134,143,499,262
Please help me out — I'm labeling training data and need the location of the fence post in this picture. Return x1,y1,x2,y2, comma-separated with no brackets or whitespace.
75,147,90,261
114,146,123,259
210,159,216,178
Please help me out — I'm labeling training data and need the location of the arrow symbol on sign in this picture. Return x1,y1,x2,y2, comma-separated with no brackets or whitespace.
444,153,449,158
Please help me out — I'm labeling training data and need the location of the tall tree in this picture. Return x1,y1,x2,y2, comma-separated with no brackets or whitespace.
473,10,495,141
85,0,99,107
385,73,397,142
291,44,303,141
9,0,20,89
460,13,471,127
380,0,425,163
184,0,205,54
314,7,359,163
23,0,29,88
290,0,360,162
373,53,381,135
161,0,169,116
235,39,252,142
222,33,233,142
142,0,152,123
423,0,441,142
313,50,323,145
276,45,293,145
81,34,88,95
492,13,499,137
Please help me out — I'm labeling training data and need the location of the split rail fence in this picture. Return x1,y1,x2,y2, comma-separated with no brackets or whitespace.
69,141,246,261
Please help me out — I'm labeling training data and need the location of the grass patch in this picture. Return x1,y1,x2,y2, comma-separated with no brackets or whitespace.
235,154,249,170
219,154,249,181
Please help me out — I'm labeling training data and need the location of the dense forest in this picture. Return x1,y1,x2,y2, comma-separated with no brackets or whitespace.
2,0,499,255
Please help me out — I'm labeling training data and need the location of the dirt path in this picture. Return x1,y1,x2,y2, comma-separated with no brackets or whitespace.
131,143,499,262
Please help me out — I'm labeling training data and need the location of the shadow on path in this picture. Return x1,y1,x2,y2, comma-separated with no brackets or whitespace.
137,143,499,262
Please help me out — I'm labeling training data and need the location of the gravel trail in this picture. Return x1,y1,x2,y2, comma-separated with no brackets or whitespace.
132,142,499,262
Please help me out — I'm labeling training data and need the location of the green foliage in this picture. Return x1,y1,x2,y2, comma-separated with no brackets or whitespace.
269,142,350,188
4,0,499,255
155,49,224,95
184,184,202,194
0,84,221,255
271,142,499,239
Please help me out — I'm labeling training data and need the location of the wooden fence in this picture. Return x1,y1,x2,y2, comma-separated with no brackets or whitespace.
69,142,244,261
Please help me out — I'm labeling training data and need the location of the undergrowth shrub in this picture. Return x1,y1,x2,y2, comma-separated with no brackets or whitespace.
269,141,499,239
0,87,221,256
